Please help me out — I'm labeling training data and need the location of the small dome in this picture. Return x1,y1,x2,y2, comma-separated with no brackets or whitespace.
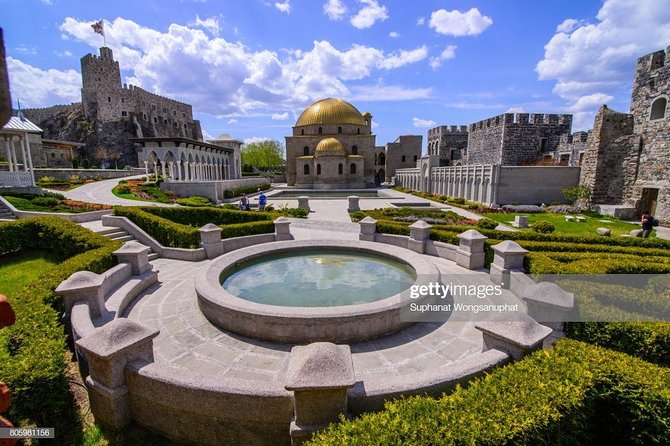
315,138,345,153
296,98,367,127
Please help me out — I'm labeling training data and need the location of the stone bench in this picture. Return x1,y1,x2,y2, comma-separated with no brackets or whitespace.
565,215,575,222
576,216,586,222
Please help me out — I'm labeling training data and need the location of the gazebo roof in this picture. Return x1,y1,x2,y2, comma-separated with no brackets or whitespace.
1,116,42,134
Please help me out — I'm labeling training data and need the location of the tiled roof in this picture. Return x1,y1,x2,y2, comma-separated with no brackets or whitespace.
1,116,43,133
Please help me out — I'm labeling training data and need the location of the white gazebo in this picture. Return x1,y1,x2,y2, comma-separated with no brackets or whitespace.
0,114,40,187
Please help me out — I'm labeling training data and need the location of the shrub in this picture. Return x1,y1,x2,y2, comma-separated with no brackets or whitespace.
309,339,670,446
532,220,556,233
264,204,275,212
449,197,465,205
115,184,131,194
30,196,60,207
223,183,270,199
350,210,366,222
71,159,79,169
0,218,120,429
476,218,498,230
563,185,591,204
82,159,90,169
279,207,308,218
176,196,212,207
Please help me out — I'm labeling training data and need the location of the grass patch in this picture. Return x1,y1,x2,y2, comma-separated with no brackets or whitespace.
482,211,641,236
0,250,63,297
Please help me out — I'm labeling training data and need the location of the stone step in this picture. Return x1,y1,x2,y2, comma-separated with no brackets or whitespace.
103,269,159,319
148,252,160,261
104,230,129,239
96,226,123,236
111,234,135,242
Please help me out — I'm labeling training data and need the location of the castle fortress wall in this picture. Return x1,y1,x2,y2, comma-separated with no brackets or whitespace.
22,103,81,126
427,125,468,162
80,48,203,141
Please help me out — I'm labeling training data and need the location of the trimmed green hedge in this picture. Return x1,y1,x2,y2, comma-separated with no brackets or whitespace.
223,183,270,199
0,218,121,428
113,206,275,249
309,339,670,445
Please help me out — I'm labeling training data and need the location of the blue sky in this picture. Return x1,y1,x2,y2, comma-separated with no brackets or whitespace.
3,0,670,151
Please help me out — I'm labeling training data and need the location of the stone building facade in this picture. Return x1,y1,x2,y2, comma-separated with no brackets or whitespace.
580,46,670,223
427,125,468,166
376,135,422,183
286,98,375,188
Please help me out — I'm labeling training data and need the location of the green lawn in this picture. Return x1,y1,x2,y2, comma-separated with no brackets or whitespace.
0,250,62,298
482,211,644,237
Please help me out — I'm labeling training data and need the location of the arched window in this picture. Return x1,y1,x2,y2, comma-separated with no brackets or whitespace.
378,153,385,165
357,128,360,134
304,164,310,175
650,97,667,120
317,164,321,175
352,145,358,155
301,129,304,135
338,126,342,134
350,163,356,174
338,163,343,175
303,146,309,156
318,127,323,134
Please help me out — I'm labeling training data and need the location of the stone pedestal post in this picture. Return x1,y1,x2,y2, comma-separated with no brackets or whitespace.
475,313,552,361
274,217,293,241
113,241,151,275
489,241,528,288
56,271,106,319
456,229,487,269
199,223,223,259
347,196,360,212
521,282,575,331
285,343,355,446
513,215,528,228
408,220,431,253
359,216,377,242
76,319,158,430
297,196,310,212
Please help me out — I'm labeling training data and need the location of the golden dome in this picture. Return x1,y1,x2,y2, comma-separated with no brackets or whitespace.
315,137,345,153
295,98,368,127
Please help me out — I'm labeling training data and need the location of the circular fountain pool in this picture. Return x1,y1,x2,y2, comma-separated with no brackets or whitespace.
221,250,416,307
196,239,440,343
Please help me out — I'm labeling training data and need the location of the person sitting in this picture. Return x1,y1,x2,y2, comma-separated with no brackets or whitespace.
239,193,250,211
258,192,267,211
641,210,654,238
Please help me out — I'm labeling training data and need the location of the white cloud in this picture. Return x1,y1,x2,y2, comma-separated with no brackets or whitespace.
243,136,271,145
555,18,588,34
389,31,399,38
275,1,291,14
323,0,347,20
47,17,429,117
272,112,289,120
505,106,526,113
429,45,457,70
429,8,493,36
6,57,81,107
536,0,670,128
55,50,73,57
350,84,432,101
416,17,425,26
227,118,238,124
413,117,436,128
350,0,388,29
188,15,220,36
377,46,427,69
15,45,37,55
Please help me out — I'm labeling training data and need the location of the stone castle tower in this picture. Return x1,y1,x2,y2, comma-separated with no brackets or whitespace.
79,47,203,140
580,46,670,222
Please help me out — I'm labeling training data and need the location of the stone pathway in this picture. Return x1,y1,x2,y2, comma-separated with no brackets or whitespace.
58,174,172,207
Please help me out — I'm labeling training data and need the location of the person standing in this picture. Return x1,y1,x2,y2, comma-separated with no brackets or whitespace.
239,193,249,211
258,191,267,211
641,211,654,238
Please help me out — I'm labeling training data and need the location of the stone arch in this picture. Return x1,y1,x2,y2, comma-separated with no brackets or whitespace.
317,163,322,175
375,168,385,185
378,152,385,165
338,163,343,175
303,146,309,156
350,163,356,174
304,164,310,175
352,145,358,155
650,96,667,120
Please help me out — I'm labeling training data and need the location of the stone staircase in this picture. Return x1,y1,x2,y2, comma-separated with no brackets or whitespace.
0,201,16,221
97,226,160,260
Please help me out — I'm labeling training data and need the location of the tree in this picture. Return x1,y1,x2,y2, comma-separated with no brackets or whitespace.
563,185,591,205
241,140,285,171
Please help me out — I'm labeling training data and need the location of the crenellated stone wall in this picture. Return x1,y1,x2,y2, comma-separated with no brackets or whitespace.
427,125,468,166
